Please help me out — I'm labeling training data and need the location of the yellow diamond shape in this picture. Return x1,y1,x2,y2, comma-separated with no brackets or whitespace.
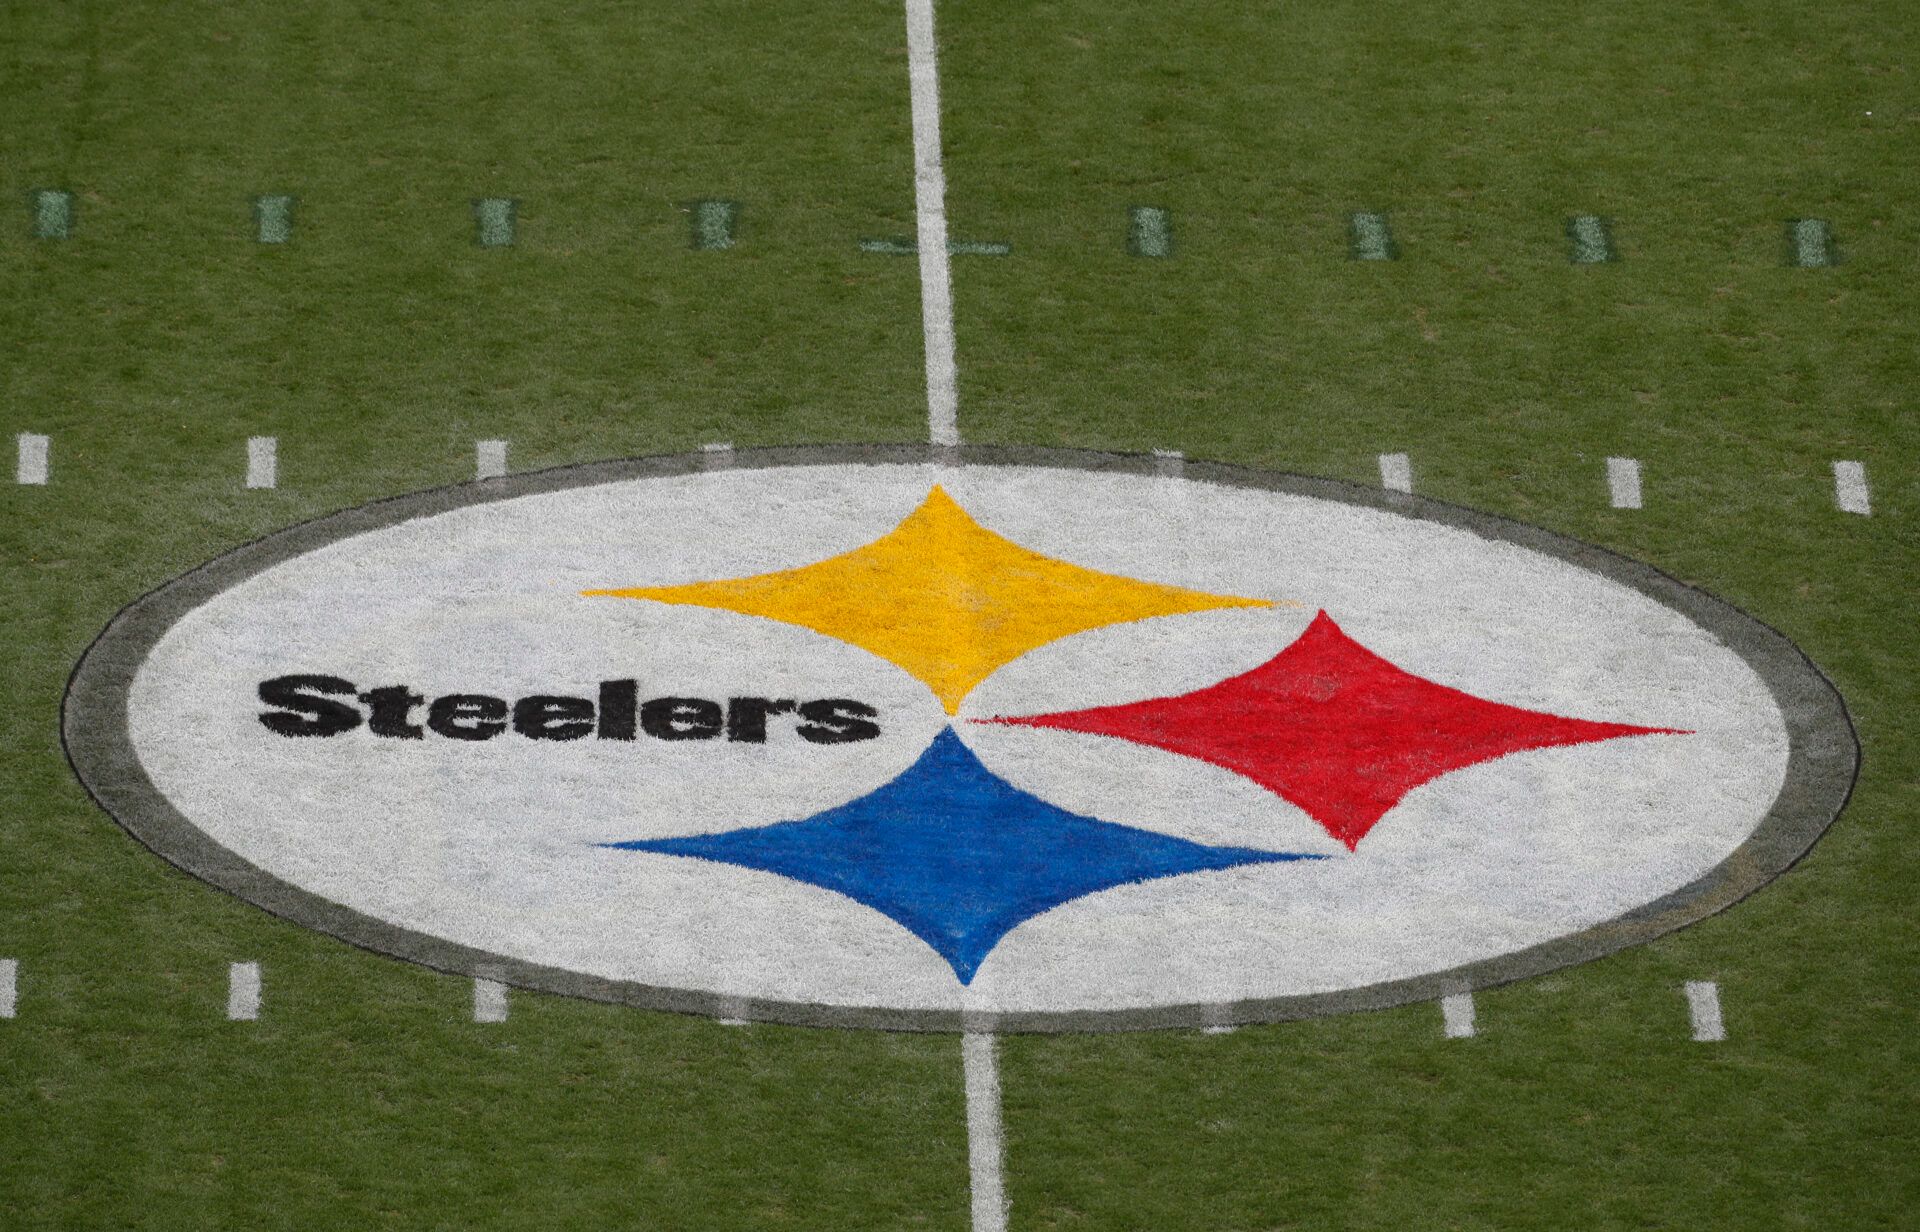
584,485,1281,714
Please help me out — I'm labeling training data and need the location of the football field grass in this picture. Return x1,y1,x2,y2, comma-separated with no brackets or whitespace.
2,1,1915,1228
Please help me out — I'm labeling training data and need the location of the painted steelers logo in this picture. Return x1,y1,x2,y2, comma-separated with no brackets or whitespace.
64,447,1854,1031
586,485,1672,984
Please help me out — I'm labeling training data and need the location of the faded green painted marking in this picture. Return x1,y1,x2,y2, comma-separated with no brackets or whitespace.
1787,218,1837,268
30,189,72,240
1127,206,1172,258
858,237,1010,256
1567,214,1616,263
472,197,517,248
690,199,738,250
253,194,296,244
1349,212,1397,261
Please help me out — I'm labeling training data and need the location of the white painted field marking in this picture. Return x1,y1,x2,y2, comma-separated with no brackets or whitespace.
1790,219,1835,268
32,189,73,240
475,439,508,480
1198,1000,1236,1034
690,199,739,251
1567,214,1615,264
246,436,278,490
702,441,735,471
859,237,1009,257
16,433,49,485
474,198,517,248
1378,452,1412,493
1350,212,1397,261
963,1033,1009,1232
1153,448,1185,478
0,959,16,1019
1127,206,1173,258
472,977,509,1023
1684,980,1725,1042
1441,992,1476,1038
1606,457,1643,509
227,961,261,1020
903,0,960,448
716,995,751,1027
1833,460,1870,515
254,194,295,244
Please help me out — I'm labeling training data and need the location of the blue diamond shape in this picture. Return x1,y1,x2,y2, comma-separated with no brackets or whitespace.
603,729,1319,983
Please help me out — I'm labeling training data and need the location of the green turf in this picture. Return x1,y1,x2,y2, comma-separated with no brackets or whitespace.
3,0,1917,1228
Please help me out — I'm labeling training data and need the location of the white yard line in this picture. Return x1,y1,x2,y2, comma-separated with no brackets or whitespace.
1152,448,1185,478
963,1033,1009,1232
898,17,1001,1226
0,959,16,1019
16,433,49,485
475,439,508,480
472,977,509,1023
1441,992,1476,1038
1684,981,1725,1042
1606,457,1643,509
1378,452,1412,494
1832,460,1870,515
903,0,960,448
246,436,278,490
227,961,261,1020
702,441,736,470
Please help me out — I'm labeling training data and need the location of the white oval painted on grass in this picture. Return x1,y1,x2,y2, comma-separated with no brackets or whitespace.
65,449,1854,1031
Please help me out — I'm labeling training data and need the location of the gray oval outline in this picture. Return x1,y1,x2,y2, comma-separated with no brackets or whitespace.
61,444,1859,1034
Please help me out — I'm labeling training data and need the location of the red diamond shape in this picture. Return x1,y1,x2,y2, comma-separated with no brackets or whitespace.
980,611,1684,850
